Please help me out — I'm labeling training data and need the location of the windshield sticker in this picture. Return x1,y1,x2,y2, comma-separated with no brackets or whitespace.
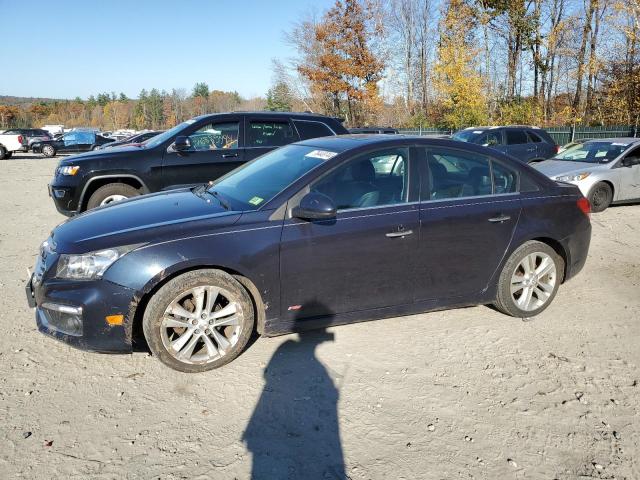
611,142,629,146
248,196,264,206
472,130,483,134
305,149,338,160
184,119,196,125
595,151,607,157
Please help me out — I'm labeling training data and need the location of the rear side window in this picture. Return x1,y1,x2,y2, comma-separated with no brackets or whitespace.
293,120,334,140
506,130,529,145
526,131,543,143
248,121,297,147
424,147,519,200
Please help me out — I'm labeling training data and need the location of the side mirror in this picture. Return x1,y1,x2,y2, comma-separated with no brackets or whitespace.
622,156,640,167
172,135,192,152
292,192,337,220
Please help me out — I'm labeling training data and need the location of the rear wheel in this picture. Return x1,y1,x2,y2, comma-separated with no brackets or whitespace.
587,182,612,213
4,152,12,159
86,182,140,210
494,241,564,318
42,145,56,157
142,269,255,372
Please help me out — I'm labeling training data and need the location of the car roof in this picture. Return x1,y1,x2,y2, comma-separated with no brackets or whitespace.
192,111,342,121
583,137,640,144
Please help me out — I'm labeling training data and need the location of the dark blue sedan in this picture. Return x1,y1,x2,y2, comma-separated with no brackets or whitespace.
26,135,592,372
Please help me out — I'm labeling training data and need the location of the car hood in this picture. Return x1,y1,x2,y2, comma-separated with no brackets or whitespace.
534,159,608,178
50,188,241,254
58,145,148,165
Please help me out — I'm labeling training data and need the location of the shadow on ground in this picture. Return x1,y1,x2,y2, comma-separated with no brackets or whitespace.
243,314,345,479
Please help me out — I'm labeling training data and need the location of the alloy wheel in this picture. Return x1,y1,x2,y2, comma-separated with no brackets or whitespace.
510,252,557,312
100,194,128,206
160,286,243,365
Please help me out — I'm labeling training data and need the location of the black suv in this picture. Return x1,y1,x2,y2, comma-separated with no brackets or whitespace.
48,112,348,216
452,126,558,163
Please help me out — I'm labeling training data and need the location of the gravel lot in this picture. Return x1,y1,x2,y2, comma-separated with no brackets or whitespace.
0,153,639,479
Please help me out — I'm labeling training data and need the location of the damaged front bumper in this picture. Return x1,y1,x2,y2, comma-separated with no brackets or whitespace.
27,274,137,353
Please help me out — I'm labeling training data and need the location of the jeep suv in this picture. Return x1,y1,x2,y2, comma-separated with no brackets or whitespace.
48,112,348,215
452,126,558,163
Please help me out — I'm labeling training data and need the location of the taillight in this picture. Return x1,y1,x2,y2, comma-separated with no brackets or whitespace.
577,197,591,218
555,144,560,153
17,135,23,144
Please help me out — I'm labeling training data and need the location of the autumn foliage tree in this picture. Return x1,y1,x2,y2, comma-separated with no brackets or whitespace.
433,0,488,128
298,0,385,126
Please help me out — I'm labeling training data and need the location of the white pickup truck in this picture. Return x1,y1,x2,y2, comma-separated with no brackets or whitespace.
0,131,27,159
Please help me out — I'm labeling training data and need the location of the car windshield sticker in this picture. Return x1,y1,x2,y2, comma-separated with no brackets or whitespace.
595,151,607,157
612,142,629,146
473,130,483,134
305,149,337,160
248,196,264,206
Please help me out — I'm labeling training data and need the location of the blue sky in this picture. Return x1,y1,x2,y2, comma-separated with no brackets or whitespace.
1,0,335,100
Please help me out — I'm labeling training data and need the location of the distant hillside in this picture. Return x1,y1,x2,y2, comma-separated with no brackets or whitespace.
0,95,66,106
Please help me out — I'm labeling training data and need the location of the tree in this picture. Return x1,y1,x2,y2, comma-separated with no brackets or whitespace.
192,82,209,99
0,105,19,128
433,0,488,128
266,82,294,111
297,0,385,125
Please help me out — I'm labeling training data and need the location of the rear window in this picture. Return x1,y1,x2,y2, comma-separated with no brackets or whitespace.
293,120,334,140
248,121,297,147
526,131,542,143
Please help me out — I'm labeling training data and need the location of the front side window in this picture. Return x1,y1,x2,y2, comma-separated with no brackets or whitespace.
63,133,78,146
293,120,334,140
506,130,529,145
248,121,296,147
425,148,517,200
188,122,239,151
312,148,409,210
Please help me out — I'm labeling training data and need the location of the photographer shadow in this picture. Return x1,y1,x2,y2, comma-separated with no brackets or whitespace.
243,303,345,479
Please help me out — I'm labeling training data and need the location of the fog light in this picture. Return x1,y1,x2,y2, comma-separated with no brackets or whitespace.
53,189,66,198
40,302,83,336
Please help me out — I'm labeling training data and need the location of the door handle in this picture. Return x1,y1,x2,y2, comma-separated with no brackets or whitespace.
526,148,536,152
222,153,238,158
386,229,413,238
488,215,511,223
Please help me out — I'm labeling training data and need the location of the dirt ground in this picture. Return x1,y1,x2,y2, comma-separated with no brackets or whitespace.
0,153,638,479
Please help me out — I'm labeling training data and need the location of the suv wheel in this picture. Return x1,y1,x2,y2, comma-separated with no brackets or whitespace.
86,183,141,210
587,182,613,213
142,269,255,372
42,145,56,157
494,241,564,318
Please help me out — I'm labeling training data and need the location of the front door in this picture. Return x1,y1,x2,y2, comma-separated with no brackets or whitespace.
617,145,640,201
161,118,245,190
279,147,419,323
416,146,522,301
244,117,299,161
60,133,80,153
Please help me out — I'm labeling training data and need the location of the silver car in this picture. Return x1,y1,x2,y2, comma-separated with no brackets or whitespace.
534,137,640,212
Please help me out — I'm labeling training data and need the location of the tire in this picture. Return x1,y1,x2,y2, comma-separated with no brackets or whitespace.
494,240,564,318
0,146,7,160
86,183,141,210
4,152,12,159
142,269,255,372
587,182,613,213
42,145,56,157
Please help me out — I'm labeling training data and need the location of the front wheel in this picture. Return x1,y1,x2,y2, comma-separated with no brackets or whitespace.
0,146,7,160
142,269,255,372
494,241,564,317
587,182,612,213
86,183,140,210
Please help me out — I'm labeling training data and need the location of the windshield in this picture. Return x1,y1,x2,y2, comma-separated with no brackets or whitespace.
451,130,479,142
553,141,630,163
144,121,194,148
208,144,336,211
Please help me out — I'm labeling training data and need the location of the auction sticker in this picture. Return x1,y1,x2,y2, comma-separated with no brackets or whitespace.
305,150,338,160
248,196,264,206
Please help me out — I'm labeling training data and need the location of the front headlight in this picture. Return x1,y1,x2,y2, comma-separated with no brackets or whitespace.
56,245,138,280
556,172,591,182
58,165,80,176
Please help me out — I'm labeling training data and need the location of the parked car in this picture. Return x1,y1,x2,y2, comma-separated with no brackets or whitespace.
32,131,115,157
97,131,163,150
26,135,592,372
534,137,640,212
0,131,29,159
452,126,558,163
349,127,399,134
2,128,53,151
47,111,349,216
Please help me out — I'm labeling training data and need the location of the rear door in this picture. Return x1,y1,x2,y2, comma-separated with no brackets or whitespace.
244,117,299,161
161,117,245,189
75,131,96,152
415,146,521,301
505,129,535,163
